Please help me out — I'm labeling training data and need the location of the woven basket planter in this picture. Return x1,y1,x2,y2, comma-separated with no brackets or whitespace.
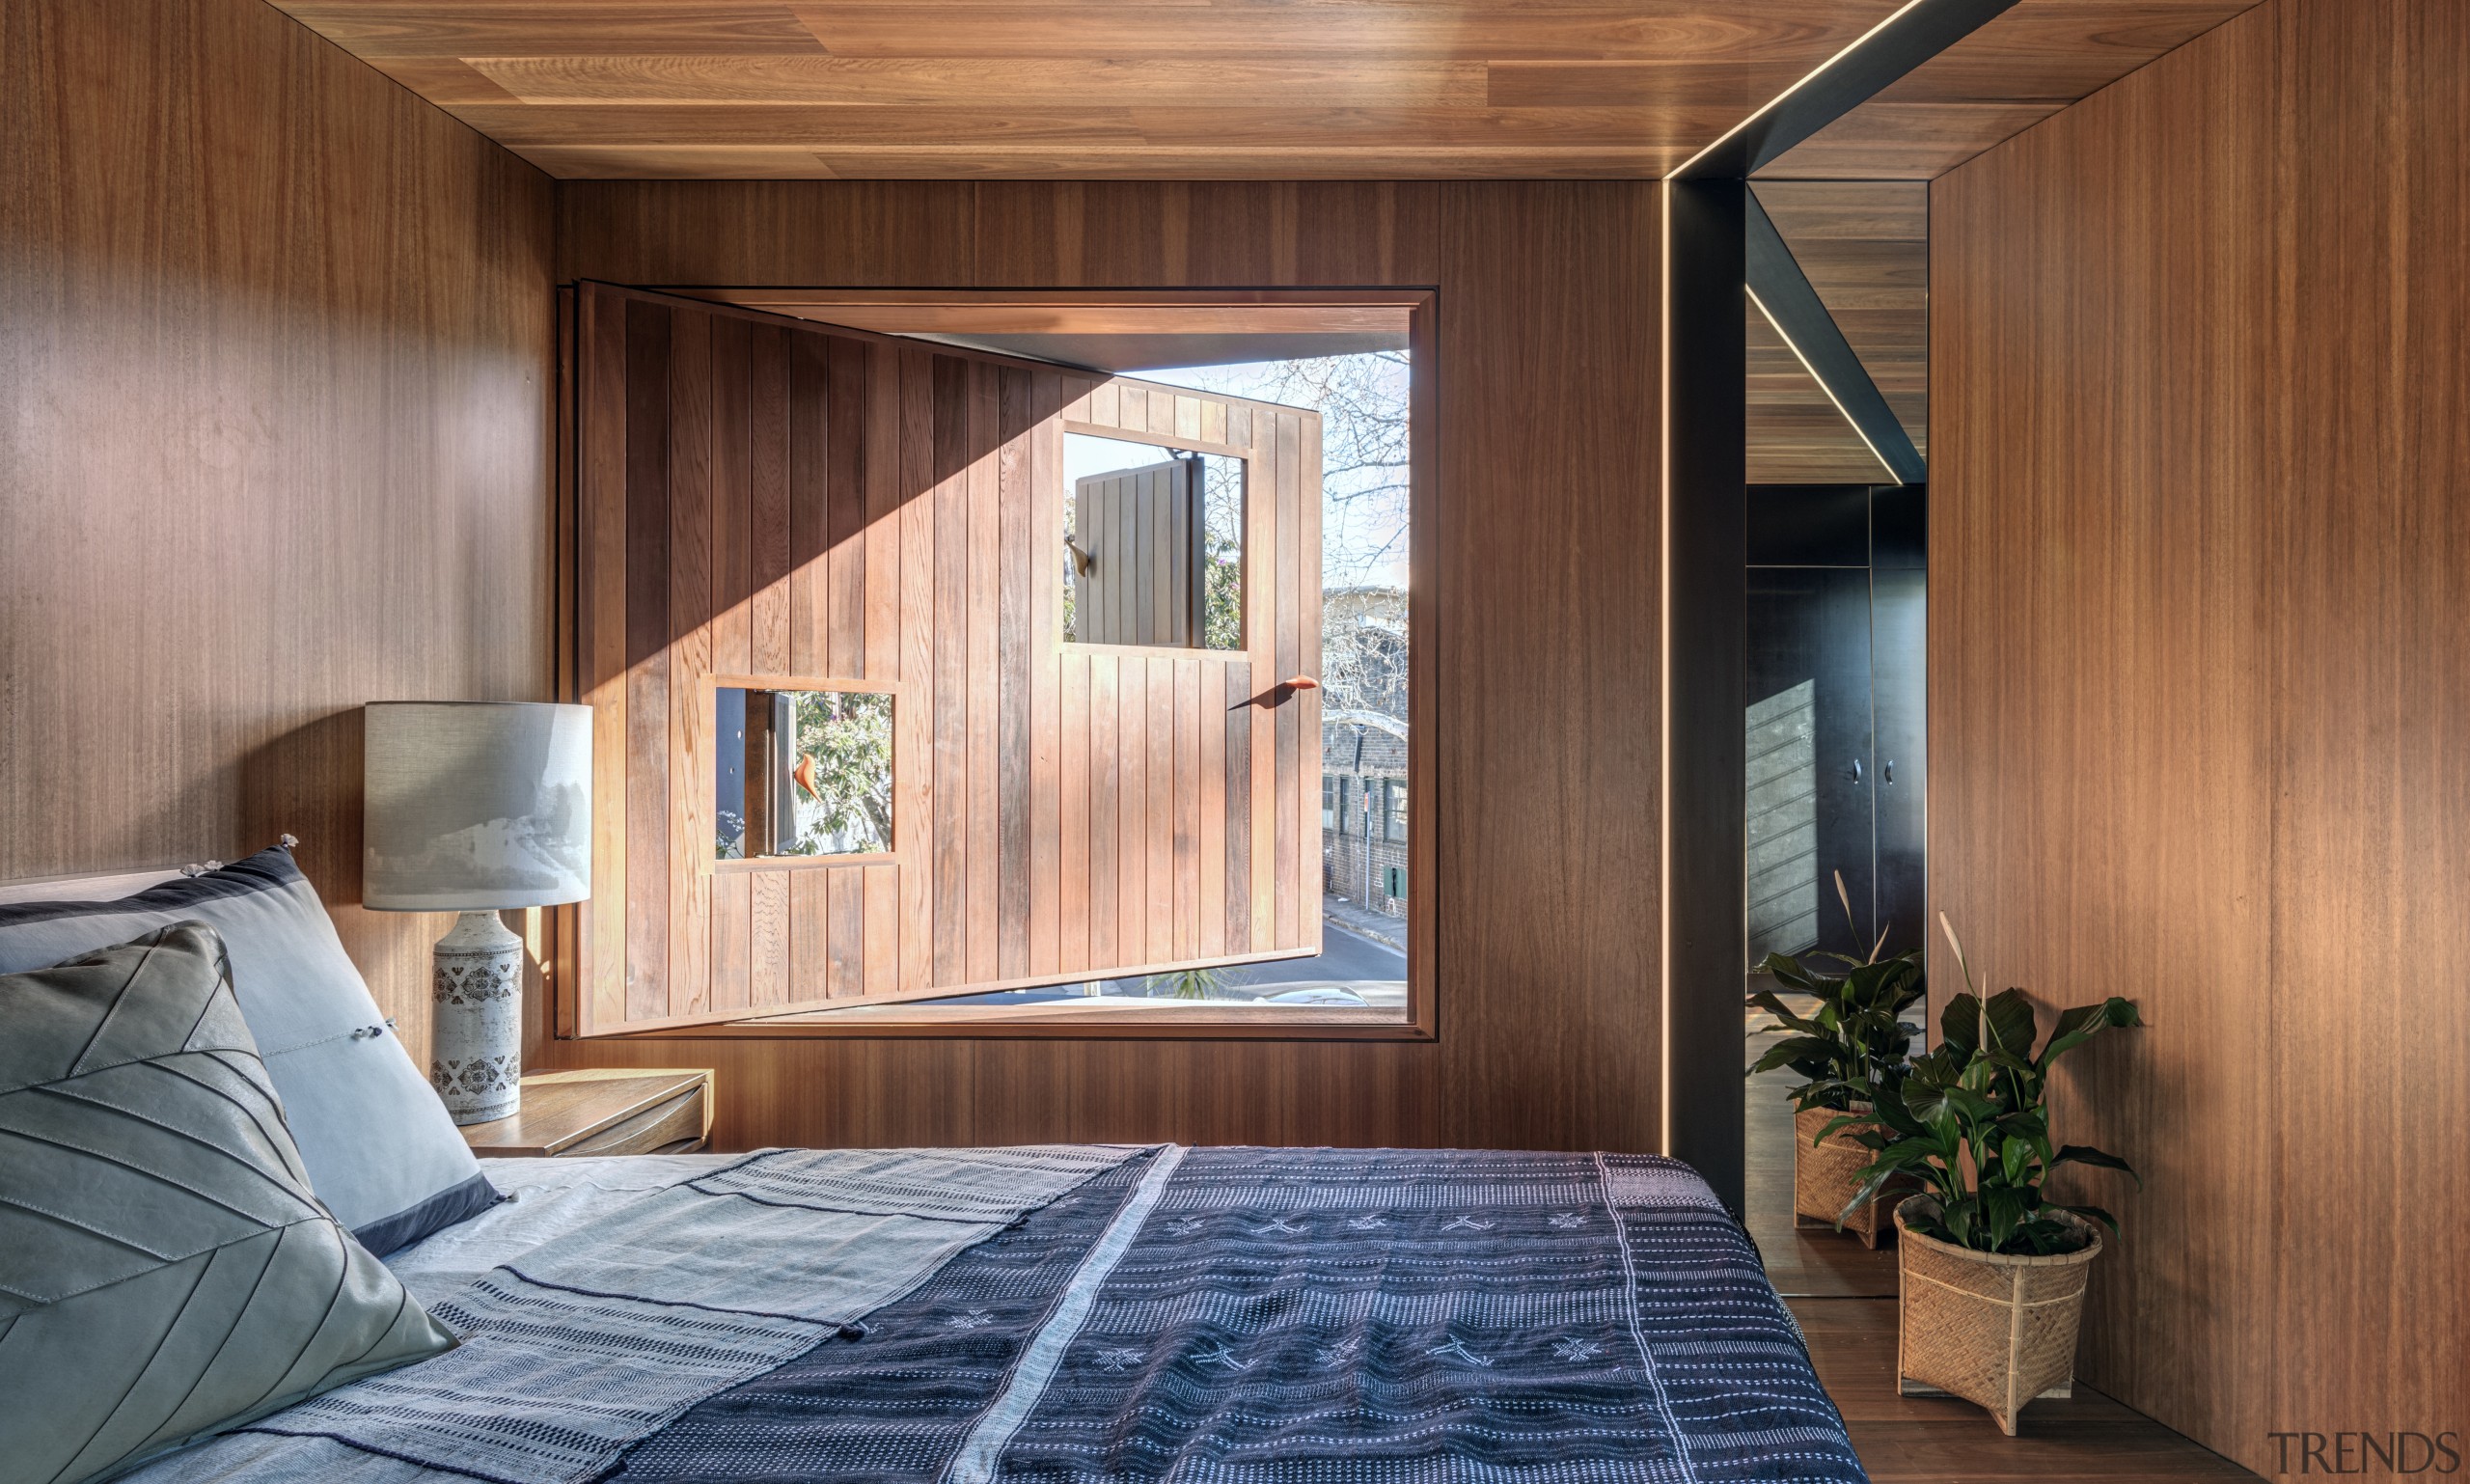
1894,1197,2102,1435
1793,1106,1903,1248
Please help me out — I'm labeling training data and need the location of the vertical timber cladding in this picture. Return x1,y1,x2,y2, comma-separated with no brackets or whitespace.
573,284,1323,1035
1072,459,1204,648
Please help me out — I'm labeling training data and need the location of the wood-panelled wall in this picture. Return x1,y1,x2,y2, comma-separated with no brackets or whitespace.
538,181,1662,1153
0,0,554,1071
1931,0,2468,1466
574,286,1320,1032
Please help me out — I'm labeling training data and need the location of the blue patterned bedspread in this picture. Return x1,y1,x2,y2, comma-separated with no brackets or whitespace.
612,1147,1867,1484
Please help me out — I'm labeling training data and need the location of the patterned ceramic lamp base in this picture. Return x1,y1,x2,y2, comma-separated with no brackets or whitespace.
429,910,524,1125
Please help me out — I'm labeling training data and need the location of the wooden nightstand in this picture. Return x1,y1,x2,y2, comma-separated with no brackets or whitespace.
459,1068,713,1159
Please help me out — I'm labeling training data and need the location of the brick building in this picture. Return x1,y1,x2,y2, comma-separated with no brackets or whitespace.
1323,720,1408,920
1318,586,1411,921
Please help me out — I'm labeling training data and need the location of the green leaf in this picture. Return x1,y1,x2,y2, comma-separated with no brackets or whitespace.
2036,997,2143,1070
1977,1048,2037,1078
1899,1205,1957,1246
1788,1079,1867,1114
2057,1203,2121,1237
1940,1085,1999,1125
1872,1141,1939,1173
2003,1107,2049,1141
1747,989,1826,1035
1938,994,1984,1056
1869,1092,1929,1138
2045,1001,2105,1042
1746,1034,1837,1073
1983,1186,2034,1250
1982,989,2040,1056
1756,954,1825,993
1843,1151,1929,1217
2051,1144,2142,1187
1904,1079,1953,1130
2017,1217,2078,1255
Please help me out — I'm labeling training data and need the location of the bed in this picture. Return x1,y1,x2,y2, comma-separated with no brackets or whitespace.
1,854,1859,1484
127,1143,1868,1484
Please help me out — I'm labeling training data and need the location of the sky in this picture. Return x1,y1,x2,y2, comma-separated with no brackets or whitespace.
1132,354,1413,591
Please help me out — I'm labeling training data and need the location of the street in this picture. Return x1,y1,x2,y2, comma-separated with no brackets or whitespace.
1216,918,1405,990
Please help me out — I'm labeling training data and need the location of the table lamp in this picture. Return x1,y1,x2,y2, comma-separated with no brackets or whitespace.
364,701,591,1125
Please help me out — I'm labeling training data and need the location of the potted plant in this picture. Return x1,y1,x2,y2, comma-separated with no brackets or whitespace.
1745,874,1927,1247
1836,914,2141,1435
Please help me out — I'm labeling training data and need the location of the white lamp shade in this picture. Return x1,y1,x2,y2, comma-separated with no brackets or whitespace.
364,702,592,911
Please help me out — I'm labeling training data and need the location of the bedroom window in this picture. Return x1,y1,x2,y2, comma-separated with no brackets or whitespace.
565,285,1430,1039
1062,437,1245,651
714,686,893,863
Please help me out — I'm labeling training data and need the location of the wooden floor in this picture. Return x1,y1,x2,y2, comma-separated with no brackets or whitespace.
1745,1026,2259,1482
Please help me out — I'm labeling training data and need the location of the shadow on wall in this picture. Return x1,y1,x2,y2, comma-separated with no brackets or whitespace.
242,707,547,1072
609,298,1091,675
240,708,364,905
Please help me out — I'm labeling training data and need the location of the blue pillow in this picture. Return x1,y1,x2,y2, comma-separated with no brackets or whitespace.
0,845,498,1254
0,923,457,1483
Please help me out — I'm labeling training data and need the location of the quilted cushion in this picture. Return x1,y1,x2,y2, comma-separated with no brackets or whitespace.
0,845,499,1254
0,923,455,1483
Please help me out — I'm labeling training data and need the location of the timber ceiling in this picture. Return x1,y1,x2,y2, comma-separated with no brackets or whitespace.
1745,180,1927,485
1755,1,2261,179
272,0,2260,182
266,0,2259,485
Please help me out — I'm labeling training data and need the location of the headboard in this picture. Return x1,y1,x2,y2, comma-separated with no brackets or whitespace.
0,866,187,907
0,834,306,909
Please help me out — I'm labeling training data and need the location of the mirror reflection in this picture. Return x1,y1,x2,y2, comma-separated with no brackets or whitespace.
716,687,893,860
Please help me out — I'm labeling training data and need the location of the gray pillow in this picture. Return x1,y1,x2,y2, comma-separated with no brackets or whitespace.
0,923,456,1484
0,845,498,1254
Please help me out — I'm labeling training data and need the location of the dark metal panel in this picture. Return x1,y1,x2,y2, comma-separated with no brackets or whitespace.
1671,0,2024,179
1663,178,1747,1215
1746,194,1926,485
1746,568,1877,966
1873,481,1928,569
1870,566,1927,960
1748,483,1872,566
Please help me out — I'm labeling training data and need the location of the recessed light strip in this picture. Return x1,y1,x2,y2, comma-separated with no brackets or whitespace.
1666,0,2021,181
1669,0,1930,180
1747,286,1901,481
1657,179,1675,1159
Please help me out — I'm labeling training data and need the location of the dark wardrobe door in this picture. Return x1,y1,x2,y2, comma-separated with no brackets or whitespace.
1869,569,1926,958
1870,484,1927,960
1746,566,1875,966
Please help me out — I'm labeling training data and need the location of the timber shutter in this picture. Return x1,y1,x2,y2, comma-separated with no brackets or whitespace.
1073,457,1204,647
567,283,1323,1034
